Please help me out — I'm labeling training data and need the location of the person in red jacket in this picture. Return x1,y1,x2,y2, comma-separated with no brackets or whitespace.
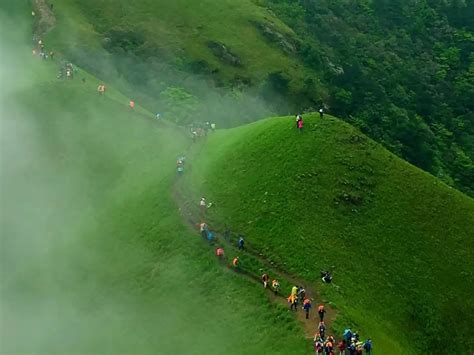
337,340,346,355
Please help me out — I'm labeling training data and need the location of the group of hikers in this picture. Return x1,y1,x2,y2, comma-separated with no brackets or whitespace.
194,195,373,354
32,35,54,60
295,109,325,133
188,122,216,142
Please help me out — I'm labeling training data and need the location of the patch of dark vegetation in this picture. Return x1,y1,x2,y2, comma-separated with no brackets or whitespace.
207,41,242,67
249,20,298,54
103,29,145,53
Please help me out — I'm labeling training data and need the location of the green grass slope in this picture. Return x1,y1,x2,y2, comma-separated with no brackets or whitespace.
1,8,309,353
185,114,474,353
46,0,310,87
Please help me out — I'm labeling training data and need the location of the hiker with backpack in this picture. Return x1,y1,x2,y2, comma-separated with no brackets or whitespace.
237,235,245,250
297,286,306,303
363,339,372,355
303,298,312,319
337,340,346,355
271,279,280,295
297,116,304,133
318,321,326,339
318,305,326,321
261,273,269,288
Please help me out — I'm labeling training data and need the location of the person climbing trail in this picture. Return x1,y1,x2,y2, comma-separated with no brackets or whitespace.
271,279,280,295
232,256,240,271
297,117,304,133
295,114,302,128
337,340,346,355
343,328,352,343
200,197,207,213
199,222,208,239
318,305,326,321
97,84,106,95
319,108,324,119
261,273,269,288
288,293,298,311
303,298,312,319
297,286,306,303
321,270,333,283
363,339,372,355
129,100,135,109
318,321,326,339
325,339,334,354
211,123,216,132
216,247,225,257
237,235,245,250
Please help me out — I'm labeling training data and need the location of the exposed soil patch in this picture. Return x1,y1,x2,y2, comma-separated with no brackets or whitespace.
33,0,56,37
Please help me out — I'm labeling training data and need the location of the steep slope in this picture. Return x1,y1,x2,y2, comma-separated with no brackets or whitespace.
1,7,309,353
184,114,474,353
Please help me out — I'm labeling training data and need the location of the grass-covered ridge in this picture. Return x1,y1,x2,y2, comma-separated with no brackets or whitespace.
185,114,474,353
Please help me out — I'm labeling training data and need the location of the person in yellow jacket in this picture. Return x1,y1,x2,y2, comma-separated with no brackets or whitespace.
291,285,298,298
287,293,298,311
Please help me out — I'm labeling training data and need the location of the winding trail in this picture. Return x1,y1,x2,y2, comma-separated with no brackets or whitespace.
172,150,337,340
33,0,56,37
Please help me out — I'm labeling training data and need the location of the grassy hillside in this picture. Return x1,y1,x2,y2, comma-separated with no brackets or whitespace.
184,114,474,353
1,7,309,353
38,0,474,197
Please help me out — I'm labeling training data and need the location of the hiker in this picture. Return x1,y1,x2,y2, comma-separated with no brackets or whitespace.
325,340,334,355
337,340,346,355
192,130,197,143
232,256,240,270
297,286,306,303
319,108,324,118
303,298,312,319
348,342,356,355
261,273,269,288
297,117,304,133
199,222,208,239
271,279,280,295
288,294,298,311
177,165,184,175
237,235,244,250
156,113,161,120
49,51,54,60
363,339,372,355
343,328,352,343
318,305,326,321
319,321,326,339
295,114,302,128
216,247,225,257
291,285,298,298
207,230,215,244
321,270,333,283
129,100,135,109
210,123,216,132
315,340,324,354
98,84,106,95
199,197,207,213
